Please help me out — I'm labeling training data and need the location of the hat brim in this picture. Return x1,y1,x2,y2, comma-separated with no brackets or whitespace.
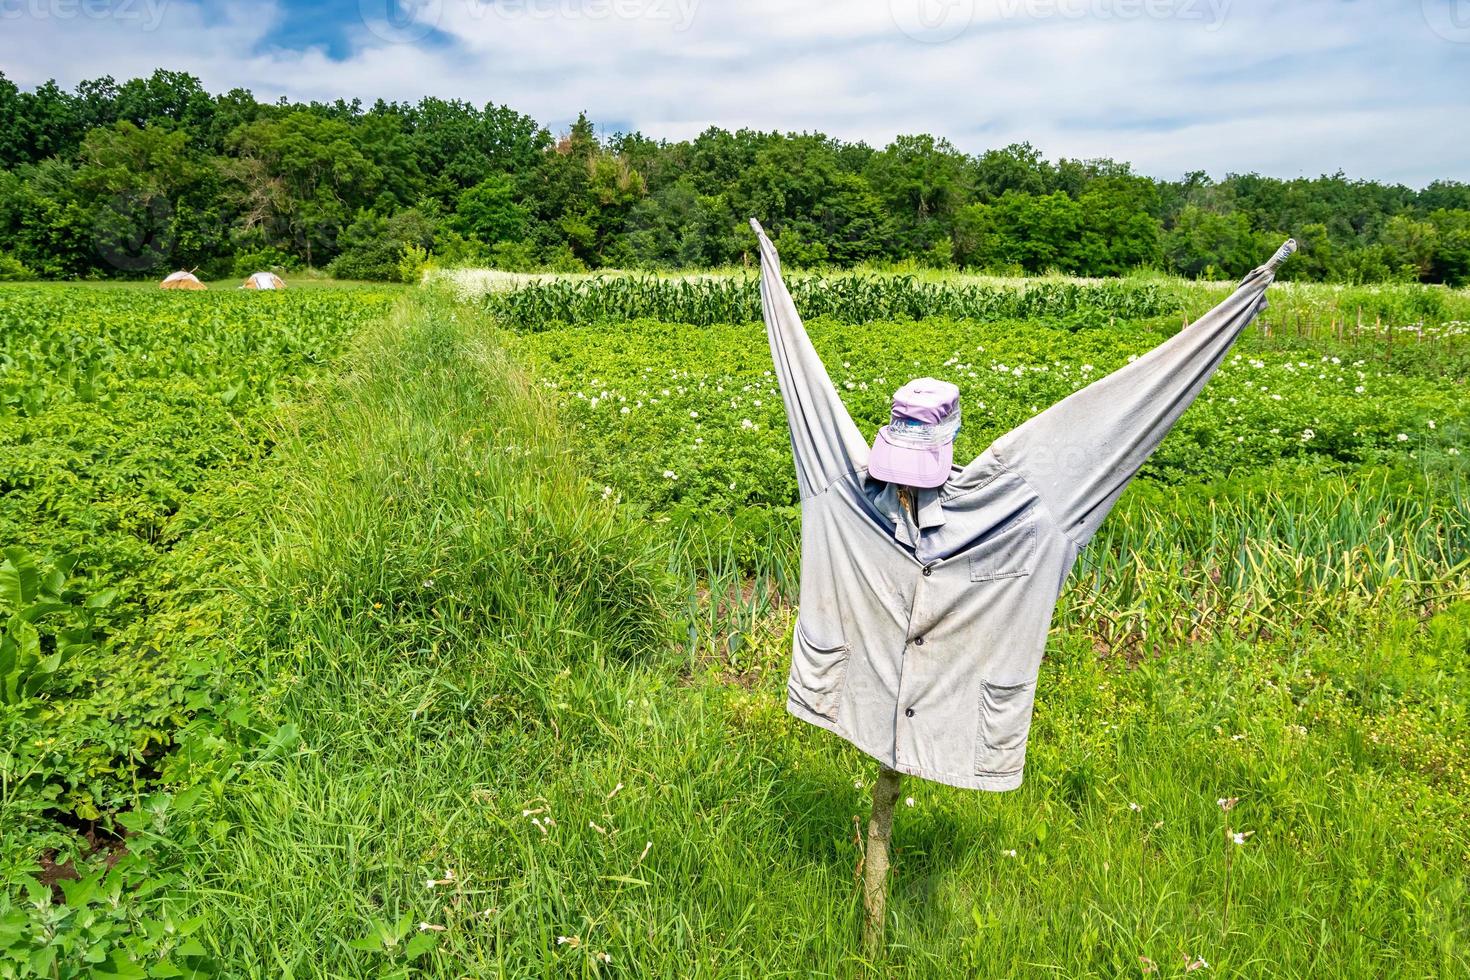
868,426,953,489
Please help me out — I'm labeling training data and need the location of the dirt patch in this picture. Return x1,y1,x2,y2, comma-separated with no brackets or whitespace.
36,822,131,899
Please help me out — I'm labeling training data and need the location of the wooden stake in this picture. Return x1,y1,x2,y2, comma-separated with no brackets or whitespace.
863,765,904,955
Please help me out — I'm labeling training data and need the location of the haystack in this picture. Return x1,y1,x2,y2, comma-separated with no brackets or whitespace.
243,271,286,290
160,270,206,291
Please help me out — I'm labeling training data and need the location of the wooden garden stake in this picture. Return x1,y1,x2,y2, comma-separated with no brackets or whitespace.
862,491,916,952
862,764,904,954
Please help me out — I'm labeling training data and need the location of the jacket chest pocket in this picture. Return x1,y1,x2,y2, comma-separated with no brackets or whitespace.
968,507,1037,582
975,679,1037,776
788,620,851,722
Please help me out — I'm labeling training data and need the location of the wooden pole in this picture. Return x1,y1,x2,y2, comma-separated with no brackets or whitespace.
862,764,904,954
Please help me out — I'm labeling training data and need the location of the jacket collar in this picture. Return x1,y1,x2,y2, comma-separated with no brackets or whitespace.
874,481,948,546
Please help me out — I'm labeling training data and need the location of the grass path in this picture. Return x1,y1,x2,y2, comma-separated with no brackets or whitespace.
166,289,1469,977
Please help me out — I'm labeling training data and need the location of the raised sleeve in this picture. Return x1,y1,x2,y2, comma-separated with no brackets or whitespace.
990,239,1296,547
752,218,869,499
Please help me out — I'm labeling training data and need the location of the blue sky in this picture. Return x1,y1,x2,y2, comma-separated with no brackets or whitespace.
2,0,1467,185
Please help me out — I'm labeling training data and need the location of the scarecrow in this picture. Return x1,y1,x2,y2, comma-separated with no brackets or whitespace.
749,218,1294,950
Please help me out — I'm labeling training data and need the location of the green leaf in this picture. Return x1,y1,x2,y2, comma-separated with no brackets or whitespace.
172,786,206,813
254,723,301,762
59,873,100,907
405,932,437,960
176,915,207,936
0,635,16,694
42,566,66,597
28,946,57,976
19,600,69,622
94,950,150,979
0,548,41,610
57,639,95,662
11,617,39,664
175,937,207,958
118,807,164,833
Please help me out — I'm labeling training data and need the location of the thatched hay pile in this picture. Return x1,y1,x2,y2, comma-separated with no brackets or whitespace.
160,270,206,291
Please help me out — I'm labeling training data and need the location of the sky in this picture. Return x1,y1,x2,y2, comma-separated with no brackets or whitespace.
2,0,1468,186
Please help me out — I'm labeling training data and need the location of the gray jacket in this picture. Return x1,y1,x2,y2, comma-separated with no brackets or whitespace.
753,218,1293,790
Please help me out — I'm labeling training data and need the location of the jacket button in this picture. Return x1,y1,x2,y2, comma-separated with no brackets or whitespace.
905,708,915,718
922,565,933,577
913,637,925,646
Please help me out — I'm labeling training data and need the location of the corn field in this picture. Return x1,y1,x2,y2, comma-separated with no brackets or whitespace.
483,273,1179,329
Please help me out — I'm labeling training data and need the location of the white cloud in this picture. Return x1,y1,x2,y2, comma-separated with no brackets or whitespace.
1,0,1465,184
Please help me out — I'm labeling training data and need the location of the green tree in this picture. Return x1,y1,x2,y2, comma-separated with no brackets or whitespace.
972,143,1054,201
1164,205,1260,278
623,179,739,268
1075,177,1163,275
1379,214,1439,281
113,70,217,140
0,160,96,277
8,79,85,165
1425,209,1470,285
1418,181,1470,212
452,175,528,245
406,98,547,207
954,191,1081,272
734,134,887,266
329,207,438,281
71,121,225,274
0,72,26,168
864,135,969,253
225,111,382,266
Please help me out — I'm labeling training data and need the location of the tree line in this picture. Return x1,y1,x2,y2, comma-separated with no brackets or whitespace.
1,69,1467,284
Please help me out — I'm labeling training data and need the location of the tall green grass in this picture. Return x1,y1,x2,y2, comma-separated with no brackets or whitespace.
175,289,687,968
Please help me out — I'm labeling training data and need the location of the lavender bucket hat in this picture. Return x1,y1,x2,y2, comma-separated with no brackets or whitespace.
868,378,961,489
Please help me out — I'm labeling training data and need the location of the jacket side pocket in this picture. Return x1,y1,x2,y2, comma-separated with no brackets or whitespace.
975,679,1037,775
789,621,851,722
